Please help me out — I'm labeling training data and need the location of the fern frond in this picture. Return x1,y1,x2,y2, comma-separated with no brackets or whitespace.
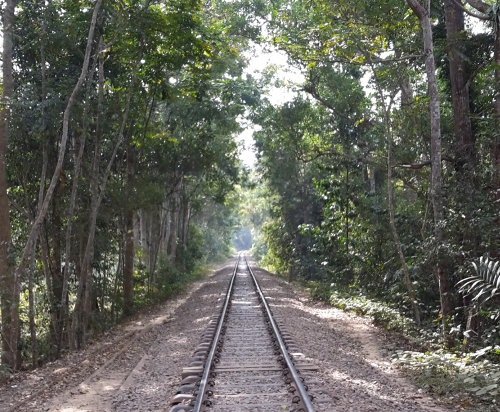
458,256,500,307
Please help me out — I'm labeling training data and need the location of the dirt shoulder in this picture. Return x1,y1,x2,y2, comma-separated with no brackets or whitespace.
0,260,235,412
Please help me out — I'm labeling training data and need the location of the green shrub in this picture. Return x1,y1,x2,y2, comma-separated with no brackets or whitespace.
308,281,333,302
330,290,415,332
310,282,415,332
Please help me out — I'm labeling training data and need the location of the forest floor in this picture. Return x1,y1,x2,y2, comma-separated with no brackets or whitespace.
0,257,482,412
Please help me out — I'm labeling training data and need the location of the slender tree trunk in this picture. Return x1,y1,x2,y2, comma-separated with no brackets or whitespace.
60,50,99,350
158,206,170,264
406,0,453,345
168,192,179,263
368,154,376,195
123,144,135,317
110,228,123,324
345,164,349,264
39,222,59,345
182,202,190,249
0,0,18,369
386,112,421,326
493,31,500,202
369,55,422,326
27,144,48,368
100,262,106,320
467,0,500,255
492,26,500,255
163,201,171,256
49,172,64,358
28,242,38,368
139,209,148,266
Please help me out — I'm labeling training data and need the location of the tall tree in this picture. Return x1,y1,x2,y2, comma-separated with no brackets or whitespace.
405,0,453,346
0,0,18,369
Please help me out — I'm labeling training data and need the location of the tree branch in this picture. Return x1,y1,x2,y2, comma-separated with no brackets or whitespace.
466,0,490,14
9,198,33,221
395,155,455,169
452,0,491,20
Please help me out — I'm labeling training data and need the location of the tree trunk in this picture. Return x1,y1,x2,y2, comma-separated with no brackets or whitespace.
182,202,190,249
494,29,500,202
406,0,453,346
123,144,135,317
60,48,99,350
139,208,149,267
168,192,179,263
467,0,500,256
49,172,64,358
162,200,171,256
368,154,376,195
444,0,474,167
386,112,421,326
27,143,48,367
39,222,60,350
28,241,38,368
0,0,18,369
345,165,349,264
110,231,123,324
369,56,422,326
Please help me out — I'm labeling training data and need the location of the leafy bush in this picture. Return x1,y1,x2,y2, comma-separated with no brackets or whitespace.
307,281,415,332
392,348,500,402
308,281,333,302
329,289,415,332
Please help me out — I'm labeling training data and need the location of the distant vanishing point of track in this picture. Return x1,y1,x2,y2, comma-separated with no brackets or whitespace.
169,253,334,412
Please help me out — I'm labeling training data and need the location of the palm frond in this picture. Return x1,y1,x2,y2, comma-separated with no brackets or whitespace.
457,256,500,306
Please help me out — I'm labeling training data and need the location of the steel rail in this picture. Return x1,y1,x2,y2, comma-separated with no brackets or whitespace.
244,254,317,412
191,253,240,412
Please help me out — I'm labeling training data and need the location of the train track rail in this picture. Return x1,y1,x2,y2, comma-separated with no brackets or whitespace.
169,254,333,412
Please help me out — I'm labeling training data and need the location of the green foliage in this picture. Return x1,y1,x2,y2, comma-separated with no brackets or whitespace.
392,349,500,403
1,0,264,368
458,257,500,311
307,281,333,302
322,284,416,332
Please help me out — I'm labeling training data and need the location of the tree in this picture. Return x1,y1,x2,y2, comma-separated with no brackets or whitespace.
0,0,18,369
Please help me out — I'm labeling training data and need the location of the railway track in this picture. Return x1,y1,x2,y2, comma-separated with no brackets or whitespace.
169,253,334,412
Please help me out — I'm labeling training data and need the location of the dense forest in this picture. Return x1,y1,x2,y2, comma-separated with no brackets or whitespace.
0,0,263,369
2,0,500,386
243,0,500,357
